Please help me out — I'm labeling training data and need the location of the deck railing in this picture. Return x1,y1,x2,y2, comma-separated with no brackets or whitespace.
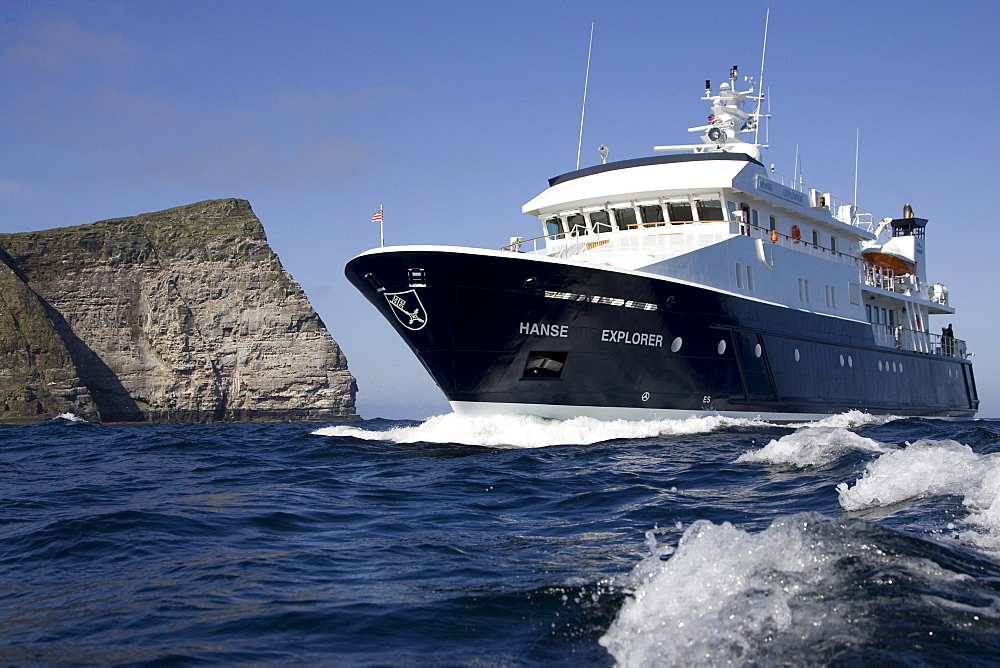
505,220,866,268
872,323,968,358
503,222,948,307
763,171,875,233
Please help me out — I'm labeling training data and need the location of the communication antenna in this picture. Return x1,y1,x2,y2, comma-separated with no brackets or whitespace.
765,86,771,144
753,8,770,147
853,128,860,222
576,22,595,171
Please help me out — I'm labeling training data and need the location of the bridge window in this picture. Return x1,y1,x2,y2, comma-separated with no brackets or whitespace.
812,230,820,246
613,207,637,230
590,210,612,234
830,236,838,253
545,217,565,239
769,215,777,231
567,213,588,236
696,199,724,221
640,205,665,227
667,201,694,222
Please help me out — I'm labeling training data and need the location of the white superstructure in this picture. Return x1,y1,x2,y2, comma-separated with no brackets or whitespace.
510,66,959,360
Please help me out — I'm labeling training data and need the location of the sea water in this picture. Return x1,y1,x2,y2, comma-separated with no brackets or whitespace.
2,412,1000,665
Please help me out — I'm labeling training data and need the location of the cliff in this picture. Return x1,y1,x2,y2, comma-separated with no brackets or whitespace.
0,199,358,423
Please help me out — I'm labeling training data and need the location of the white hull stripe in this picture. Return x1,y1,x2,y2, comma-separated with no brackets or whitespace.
449,400,831,423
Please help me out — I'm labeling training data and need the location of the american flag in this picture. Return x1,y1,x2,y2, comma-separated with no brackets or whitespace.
371,208,383,223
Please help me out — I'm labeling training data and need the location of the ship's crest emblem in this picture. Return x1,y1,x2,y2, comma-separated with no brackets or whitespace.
383,289,428,331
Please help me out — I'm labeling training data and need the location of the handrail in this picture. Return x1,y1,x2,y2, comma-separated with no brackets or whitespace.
502,232,556,252
505,220,866,267
504,221,945,301
871,323,968,358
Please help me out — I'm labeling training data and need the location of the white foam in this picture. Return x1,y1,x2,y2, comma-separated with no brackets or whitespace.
736,426,892,468
600,515,836,665
786,409,900,430
600,513,967,665
312,412,764,448
53,413,88,423
837,439,1000,551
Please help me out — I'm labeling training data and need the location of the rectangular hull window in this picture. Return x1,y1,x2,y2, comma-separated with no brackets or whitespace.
523,351,568,379
407,267,427,287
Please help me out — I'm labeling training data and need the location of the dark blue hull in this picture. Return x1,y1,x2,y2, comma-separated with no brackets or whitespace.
345,248,978,419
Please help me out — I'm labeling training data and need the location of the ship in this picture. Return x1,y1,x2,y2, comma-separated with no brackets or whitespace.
345,65,978,421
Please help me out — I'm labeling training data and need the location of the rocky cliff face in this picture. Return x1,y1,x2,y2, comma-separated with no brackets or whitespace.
0,199,358,423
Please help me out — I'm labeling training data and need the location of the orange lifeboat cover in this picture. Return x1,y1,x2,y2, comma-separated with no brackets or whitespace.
861,249,916,275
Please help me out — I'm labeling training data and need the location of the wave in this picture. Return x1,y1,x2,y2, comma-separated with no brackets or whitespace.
52,413,89,423
600,512,999,666
786,409,900,430
735,426,893,468
312,413,767,448
837,439,1000,550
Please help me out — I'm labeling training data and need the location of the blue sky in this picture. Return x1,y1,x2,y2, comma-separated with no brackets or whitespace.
2,0,998,418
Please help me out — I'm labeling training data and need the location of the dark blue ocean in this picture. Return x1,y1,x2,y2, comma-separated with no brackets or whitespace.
3,412,1000,666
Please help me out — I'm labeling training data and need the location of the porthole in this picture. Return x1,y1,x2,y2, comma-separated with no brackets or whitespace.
839,354,845,367
718,340,727,355
899,363,903,374
892,361,897,372
878,360,883,371
848,355,853,368
671,337,683,353
794,348,800,362
754,343,762,358
523,276,538,289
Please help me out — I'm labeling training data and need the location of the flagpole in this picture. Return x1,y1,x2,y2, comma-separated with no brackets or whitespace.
380,203,384,247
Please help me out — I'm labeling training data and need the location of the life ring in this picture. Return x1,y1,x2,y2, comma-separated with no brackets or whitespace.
770,229,778,243
790,225,801,243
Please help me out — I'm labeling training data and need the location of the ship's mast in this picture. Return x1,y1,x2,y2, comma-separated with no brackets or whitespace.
653,65,768,161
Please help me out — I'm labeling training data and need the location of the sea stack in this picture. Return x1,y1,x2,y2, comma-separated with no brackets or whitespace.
0,199,358,424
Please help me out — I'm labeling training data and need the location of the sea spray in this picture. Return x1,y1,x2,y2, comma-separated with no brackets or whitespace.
836,439,1000,550
314,412,766,448
735,426,891,468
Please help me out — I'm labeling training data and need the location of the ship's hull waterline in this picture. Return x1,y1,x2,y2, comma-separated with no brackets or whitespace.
346,247,978,421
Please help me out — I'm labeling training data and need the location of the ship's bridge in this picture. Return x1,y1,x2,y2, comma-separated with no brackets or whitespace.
515,153,874,268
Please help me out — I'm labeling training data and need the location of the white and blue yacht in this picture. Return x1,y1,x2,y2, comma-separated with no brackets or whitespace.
346,66,977,420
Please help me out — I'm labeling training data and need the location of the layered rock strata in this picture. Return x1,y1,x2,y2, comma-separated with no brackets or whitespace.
0,199,358,423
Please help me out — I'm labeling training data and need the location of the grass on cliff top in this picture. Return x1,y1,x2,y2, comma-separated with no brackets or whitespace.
0,199,271,266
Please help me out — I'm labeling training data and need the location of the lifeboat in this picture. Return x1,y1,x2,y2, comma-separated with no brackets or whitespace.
861,248,916,275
